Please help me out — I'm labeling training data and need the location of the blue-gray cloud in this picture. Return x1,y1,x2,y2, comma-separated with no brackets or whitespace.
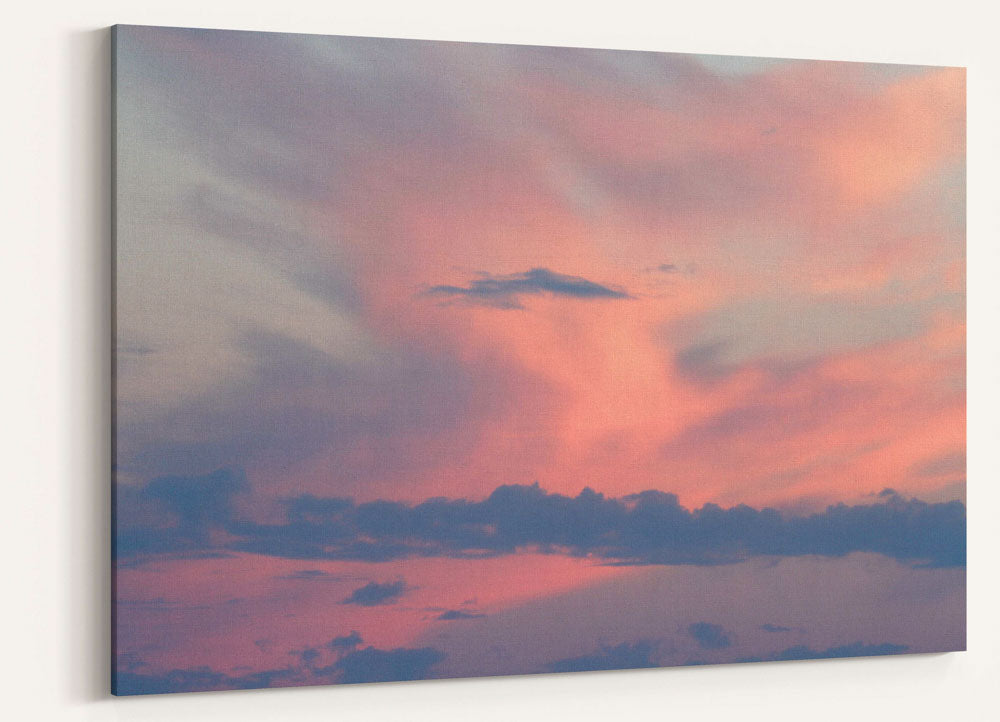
113,632,445,695
426,268,630,309
737,641,908,664
114,663,303,696
688,622,732,649
328,631,363,652
760,623,793,633
547,641,659,673
114,468,248,558
342,580,408,606
328,645,445,684
277,569,344,582
436,609,486,621
117,476,966,569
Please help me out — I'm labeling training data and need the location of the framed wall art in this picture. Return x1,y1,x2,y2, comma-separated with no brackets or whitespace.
112,24,966,695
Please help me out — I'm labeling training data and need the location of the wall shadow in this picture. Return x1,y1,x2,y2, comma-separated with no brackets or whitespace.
64,26,112,703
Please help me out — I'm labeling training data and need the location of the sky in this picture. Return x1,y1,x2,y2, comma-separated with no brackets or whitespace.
112,25,966,695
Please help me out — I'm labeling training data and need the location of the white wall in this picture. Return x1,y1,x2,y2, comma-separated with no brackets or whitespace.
3,1,997,719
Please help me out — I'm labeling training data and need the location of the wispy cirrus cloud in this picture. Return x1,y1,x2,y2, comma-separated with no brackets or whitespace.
911,452,965,479
671,289,962,379
425,267,630,309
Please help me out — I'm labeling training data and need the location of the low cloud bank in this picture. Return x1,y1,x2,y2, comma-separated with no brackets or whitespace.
116,472,966,568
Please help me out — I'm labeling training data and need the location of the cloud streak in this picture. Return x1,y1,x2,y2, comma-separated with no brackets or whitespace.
760,623,794,633
437,610,486,621
342,580,408,606
426,268,630,309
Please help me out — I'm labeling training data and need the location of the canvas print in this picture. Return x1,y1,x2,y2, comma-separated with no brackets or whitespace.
112,24,966,695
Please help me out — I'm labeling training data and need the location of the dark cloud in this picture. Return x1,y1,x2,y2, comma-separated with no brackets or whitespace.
114,667,229,696
113,468,248,558
329,646,446,684
342,580,408,606
277,569,344,582
773,642,908,660
113,633,446,695
688,622,732,649
760,623,793,633
436,609,486,621
426,268,630,309
297,647,322,668
737,641,908,664
138,468,247,533
118,476,966,569
546,641,659,673
328,631,363,652
113,664,302,696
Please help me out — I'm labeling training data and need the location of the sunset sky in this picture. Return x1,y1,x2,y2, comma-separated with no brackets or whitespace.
113,25,965,694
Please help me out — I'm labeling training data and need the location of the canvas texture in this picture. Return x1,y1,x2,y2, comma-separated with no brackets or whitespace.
112,24,966,695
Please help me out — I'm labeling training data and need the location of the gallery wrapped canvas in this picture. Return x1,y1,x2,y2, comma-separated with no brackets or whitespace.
112,24,966,695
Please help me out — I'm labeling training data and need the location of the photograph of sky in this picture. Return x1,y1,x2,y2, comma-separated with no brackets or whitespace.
112,24,966,695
